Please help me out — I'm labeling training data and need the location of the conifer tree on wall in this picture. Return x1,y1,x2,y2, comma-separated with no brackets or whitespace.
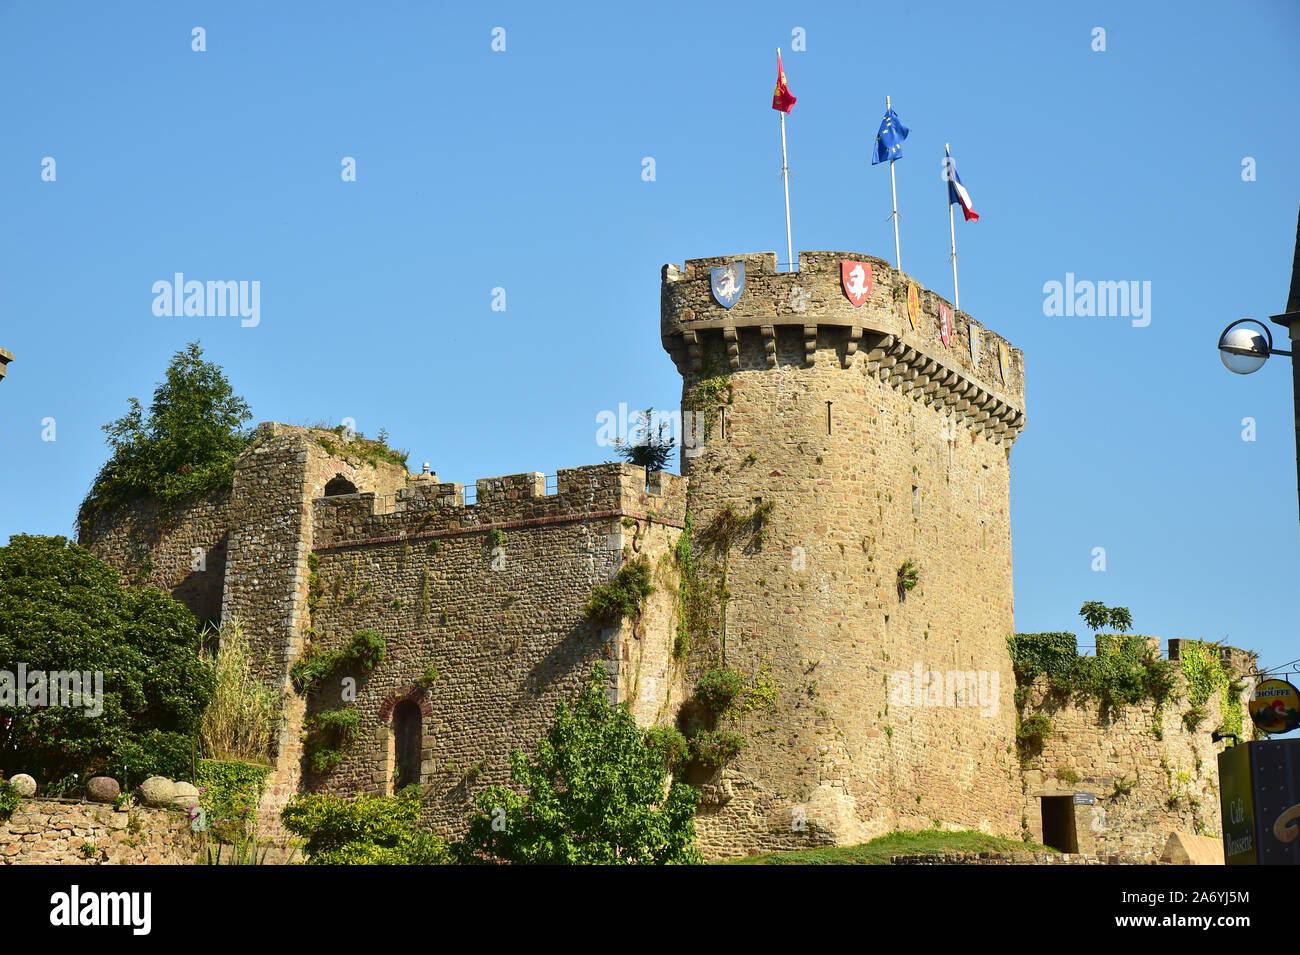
77,341,253,540
0,535,215,786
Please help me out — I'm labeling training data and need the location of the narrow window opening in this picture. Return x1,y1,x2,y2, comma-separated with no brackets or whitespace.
392,699,422,791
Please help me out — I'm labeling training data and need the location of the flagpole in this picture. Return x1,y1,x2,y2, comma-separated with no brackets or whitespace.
887,95,902,271
946,143,960,310
778,48,794,272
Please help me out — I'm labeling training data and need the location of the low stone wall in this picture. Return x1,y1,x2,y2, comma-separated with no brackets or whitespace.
1,798,198,865
890,851,1169,865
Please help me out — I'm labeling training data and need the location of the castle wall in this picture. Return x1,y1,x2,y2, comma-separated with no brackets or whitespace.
300,463,687,838
82,488,232,625
662,251,1025,859
1018,639,1256,861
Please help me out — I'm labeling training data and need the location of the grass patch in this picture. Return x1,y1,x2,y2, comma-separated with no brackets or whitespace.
722,830,1050,865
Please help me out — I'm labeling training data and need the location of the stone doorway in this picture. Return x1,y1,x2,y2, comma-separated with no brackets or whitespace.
1040,795,1078,853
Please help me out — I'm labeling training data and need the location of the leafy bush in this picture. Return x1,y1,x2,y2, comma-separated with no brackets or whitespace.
584,557,654,625
687,730,745,770
460,663,701,864
0,535,214,783
290,629,386,693
196,758,271,843
77,342,253,539
0,780,18,821
1007,632,1173,716
644,725,689,768
304,707,361,772
694,668,744,715
1078,601,1132,634
281,788,451,864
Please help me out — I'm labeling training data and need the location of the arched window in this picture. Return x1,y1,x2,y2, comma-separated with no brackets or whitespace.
392,699,422,791
324,475,358,496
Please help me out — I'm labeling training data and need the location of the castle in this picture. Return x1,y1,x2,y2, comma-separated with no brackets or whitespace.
83,250,1253,860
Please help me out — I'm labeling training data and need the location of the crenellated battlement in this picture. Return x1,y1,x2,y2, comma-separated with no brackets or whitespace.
311,462,686,551
662,250,1025,445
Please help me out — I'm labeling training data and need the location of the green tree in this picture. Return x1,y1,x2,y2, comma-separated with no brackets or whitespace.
0,535,214,783
458,663,701,864
613,408,675,473
281,788,451,864
1079,601,1132,634
77,342,253,539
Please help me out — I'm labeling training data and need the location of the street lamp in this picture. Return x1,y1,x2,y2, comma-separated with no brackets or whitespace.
1218,205,1300,536
1218,319,1285,375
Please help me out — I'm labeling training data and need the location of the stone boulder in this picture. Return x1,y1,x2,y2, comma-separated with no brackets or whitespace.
171,782,200,810
7,774,36,797
86,777,121,803
138,776,175,807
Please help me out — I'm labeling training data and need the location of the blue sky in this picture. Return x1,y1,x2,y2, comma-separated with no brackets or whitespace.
1,0,1297,679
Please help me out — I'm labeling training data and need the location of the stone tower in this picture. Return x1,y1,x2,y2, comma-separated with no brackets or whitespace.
661,250,1027,857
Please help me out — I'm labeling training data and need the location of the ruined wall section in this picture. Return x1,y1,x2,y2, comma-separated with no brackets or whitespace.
81,489,232,625
662,251,1025,860
301,463,687,838
1019,638,1257,861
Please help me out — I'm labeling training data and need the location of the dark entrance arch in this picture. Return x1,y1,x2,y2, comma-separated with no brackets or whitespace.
324,475,358,496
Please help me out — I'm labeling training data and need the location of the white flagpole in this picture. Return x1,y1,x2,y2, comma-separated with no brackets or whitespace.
778,48,794,272
886,95,902,271
946,143,960,310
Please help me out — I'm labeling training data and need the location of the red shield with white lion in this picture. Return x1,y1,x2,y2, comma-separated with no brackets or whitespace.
841,260,872,308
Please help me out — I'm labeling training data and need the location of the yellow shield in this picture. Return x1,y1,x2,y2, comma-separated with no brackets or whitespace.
906,283,919,330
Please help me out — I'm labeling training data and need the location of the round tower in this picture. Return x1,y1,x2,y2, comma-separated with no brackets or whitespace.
661,250,1027,857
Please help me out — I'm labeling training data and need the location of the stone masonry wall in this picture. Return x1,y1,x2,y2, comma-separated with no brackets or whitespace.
299,463,687,839
1019,639,1256,861
218,424,409,841
1,798,198,865
82,489,232,625
662,251,1025,860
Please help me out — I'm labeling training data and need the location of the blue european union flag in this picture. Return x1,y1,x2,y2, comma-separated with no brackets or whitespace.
872,107,909,165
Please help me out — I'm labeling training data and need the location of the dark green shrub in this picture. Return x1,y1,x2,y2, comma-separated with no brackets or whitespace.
694,668,744,714
0,535,214,782
281,788,451,864
584,557,654,625
459,663,701,865
688,730,745,770
196,758,272,843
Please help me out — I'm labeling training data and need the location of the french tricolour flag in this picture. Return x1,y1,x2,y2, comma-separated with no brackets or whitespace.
945,145,979,222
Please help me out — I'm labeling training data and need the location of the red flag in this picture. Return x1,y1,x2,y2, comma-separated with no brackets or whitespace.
772,51,796,113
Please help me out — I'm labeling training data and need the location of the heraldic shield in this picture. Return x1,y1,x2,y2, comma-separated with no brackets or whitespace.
711,262,745,309
969,323,981,369
940,304,953,348
840,260,872,308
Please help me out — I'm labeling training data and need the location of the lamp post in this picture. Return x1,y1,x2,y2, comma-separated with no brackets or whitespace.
1218,205,1300,537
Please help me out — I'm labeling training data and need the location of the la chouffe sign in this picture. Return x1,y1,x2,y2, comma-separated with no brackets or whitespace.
1249,678,1300,735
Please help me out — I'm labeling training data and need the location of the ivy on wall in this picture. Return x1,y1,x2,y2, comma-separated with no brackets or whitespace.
196,758,272,843
1177,641,1244,737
